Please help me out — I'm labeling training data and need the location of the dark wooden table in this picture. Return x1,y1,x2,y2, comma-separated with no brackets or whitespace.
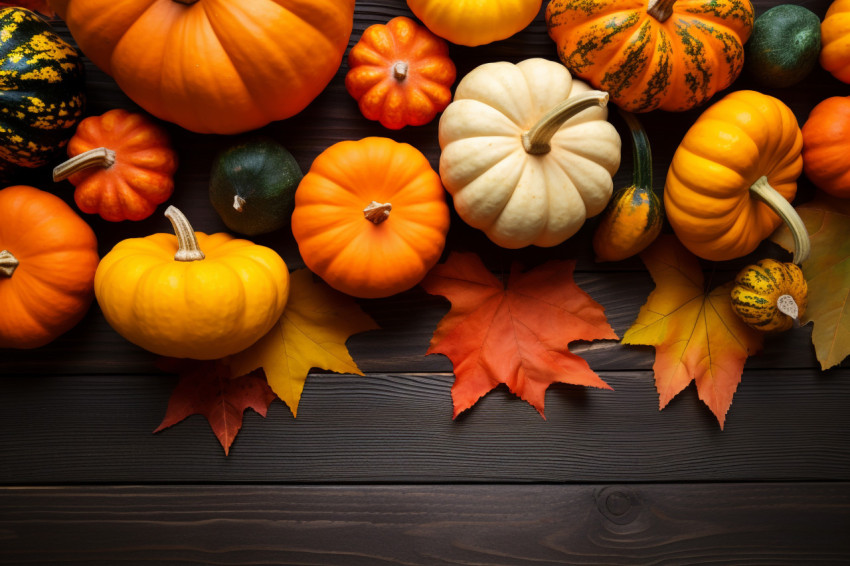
3,1,850,564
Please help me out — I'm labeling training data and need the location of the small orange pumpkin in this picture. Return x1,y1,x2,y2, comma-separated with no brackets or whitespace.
801,96,850,198
820,0,850,83
345,16,456,130
291,137,450,298
0,185,99,349
53,109,178,222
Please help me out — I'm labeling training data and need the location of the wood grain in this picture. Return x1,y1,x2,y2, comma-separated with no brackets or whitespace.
2,483,849,565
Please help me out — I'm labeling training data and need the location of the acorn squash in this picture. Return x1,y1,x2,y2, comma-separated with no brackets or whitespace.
744,4,821,88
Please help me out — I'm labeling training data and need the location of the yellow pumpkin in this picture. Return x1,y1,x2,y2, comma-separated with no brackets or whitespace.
438,58,621,249
406,0,542,47
730,258,807,332
664,90,809,263
94,206,289,359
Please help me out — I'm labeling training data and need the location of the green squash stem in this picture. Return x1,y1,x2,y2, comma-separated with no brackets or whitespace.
53,147,116,182
164,205,205,262
619,109,652,190
749,175,810,265
522,90,609,155
0,250,19,277
364,201,392,224
647,0,676,22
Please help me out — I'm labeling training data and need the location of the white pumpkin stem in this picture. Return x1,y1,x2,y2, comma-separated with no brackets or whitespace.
647,0,676,22
776,294,799,321
233,195,246,213
522,90,609,155
52,147,117,182
393,61,409,81
364,201,392,224
749,176,810,265
0,250,18,277
164,205,205,262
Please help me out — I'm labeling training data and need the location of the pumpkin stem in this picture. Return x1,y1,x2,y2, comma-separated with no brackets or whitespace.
164,205,205,262
776,293,799,321
233,195,247,213
52,147,117,182
522,90,609,155
647,0,676,22
393,61,409,81
0,250,18,277
749,176,810,265
618,109,652,191
364,201,392,224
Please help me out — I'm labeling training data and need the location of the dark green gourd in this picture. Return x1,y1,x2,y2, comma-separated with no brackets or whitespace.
209,137,303,236
745,4,821,88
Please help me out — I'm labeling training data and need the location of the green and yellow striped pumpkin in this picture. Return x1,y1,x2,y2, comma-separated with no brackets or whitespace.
730,259,807,333
0,7,85,180
545,0,754,112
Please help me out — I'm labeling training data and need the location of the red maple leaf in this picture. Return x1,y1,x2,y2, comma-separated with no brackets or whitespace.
0,1,56,17
154,358,276,455
421,252,618,418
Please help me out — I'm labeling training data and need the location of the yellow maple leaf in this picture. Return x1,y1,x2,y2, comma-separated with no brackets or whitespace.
228,269,378,416
623,236,764,428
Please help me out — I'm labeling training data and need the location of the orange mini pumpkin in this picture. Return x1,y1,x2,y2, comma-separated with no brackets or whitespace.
53,109,178,222
0,185,99,349
346,16,456,130
801,96,850,198
291,137,450,298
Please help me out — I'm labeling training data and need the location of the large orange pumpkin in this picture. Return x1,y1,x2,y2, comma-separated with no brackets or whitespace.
0,185,99,349
546,0,754,112
291,137,450,299
49,0,355,134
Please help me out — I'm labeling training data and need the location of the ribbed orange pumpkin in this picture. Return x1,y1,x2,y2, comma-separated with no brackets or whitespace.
546,0,754,112
49,0,355,134
291,137,450,299
53,109,178,221
0,185,99,349
346,16,456,130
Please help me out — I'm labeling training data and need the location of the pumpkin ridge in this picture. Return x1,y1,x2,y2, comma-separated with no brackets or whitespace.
600,18,657,103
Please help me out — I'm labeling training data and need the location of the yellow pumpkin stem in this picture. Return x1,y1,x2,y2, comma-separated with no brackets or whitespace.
164,205,205,262
522,90,609,155
647,0,676,22
52,147,117,182
393,62,409,81
0,250,18,277
363,201,392,224
776,294,799,321
749,176,811,264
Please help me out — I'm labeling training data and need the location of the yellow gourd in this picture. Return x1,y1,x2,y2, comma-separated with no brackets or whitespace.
730,259,807,333
94,206,289,359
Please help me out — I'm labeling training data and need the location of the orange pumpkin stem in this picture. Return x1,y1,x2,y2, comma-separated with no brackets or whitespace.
363,201,392,224
647,0,676,22
164,205,205,262
777,294,799,321
522,90,609,155
749,176,811,264
0,250,18,277
393,61,409,81
53,147,117,182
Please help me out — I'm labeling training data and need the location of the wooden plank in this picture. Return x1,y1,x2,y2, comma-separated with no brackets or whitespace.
2,483,849,565
1,370,848,484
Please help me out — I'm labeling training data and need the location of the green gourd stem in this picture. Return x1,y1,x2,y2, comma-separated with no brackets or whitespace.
233,195,247,212
164,205,205,262
522,90,609,155
393,62,409,81
364,201,392,224
647,0,676,22
0,250,18,277
776,294,799,320
52,147,116,182
749,176,810,265
618,109,652,190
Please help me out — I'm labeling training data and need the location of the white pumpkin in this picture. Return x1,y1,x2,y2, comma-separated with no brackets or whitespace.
438,58,622,248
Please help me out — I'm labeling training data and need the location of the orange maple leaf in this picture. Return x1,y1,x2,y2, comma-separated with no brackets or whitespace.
154,358,276,455
421,252,617,418
622,236,764,428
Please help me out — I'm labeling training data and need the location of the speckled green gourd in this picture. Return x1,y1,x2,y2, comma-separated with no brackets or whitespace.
0,7,86,180
209,137,303,236
745,4,821,88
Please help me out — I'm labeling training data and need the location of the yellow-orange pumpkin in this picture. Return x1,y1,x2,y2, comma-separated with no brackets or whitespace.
291,137,450,299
